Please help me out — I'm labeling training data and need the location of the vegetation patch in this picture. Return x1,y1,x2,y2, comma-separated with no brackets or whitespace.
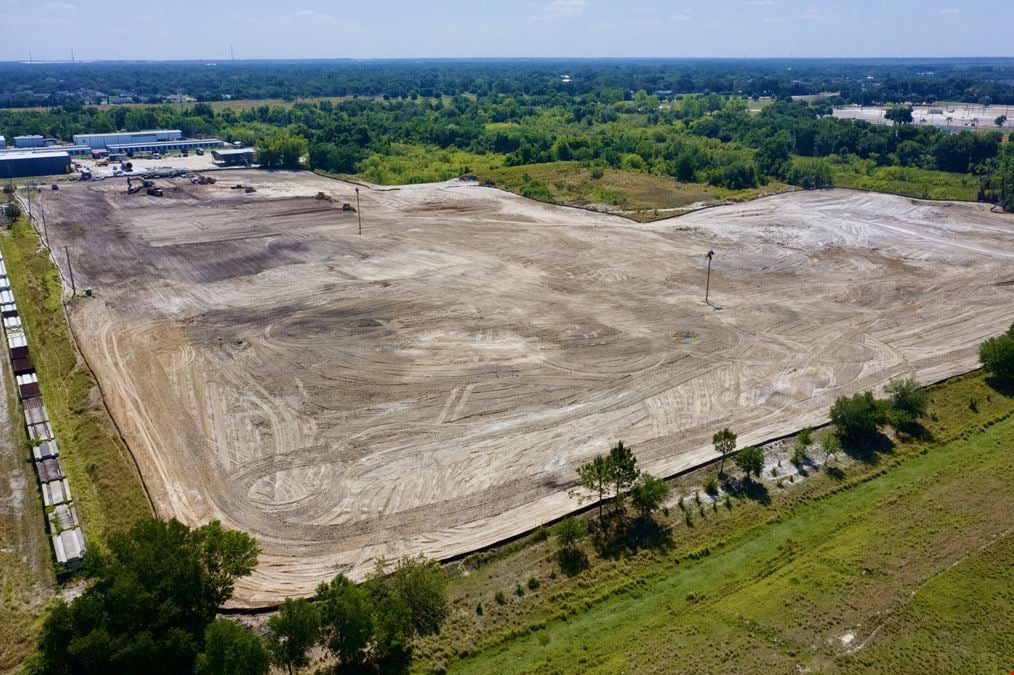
0,219,150,549
412,372,1014,673
830,157,980,201
477,161,794,221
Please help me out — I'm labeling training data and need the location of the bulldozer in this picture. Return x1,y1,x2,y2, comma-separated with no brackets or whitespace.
341,202,356,212
146,186,164,197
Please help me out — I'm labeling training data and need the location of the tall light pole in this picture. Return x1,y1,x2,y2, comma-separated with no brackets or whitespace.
355,187,362,235
705,250,715,306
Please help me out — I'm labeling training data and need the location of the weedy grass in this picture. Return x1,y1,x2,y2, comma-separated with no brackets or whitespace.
413,372,1013,674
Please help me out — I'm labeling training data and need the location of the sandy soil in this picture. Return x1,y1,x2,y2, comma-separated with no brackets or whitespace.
38,173,1014,607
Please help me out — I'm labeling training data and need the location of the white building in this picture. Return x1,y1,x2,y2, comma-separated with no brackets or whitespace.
72,129,183,150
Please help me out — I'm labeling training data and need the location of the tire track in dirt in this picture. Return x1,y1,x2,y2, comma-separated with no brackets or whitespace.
42,176,1014,606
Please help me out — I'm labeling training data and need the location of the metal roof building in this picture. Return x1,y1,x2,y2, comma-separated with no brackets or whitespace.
0,136,5,150
73,129,182,149
212,148,257,165
1,144,90,157
0,150,71,179
14,135,45,148
106,137,223,155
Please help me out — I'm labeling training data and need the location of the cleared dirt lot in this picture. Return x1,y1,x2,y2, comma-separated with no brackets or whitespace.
39,172,1014,606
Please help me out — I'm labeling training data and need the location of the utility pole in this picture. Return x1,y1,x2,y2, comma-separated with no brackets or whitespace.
64,246,76,296
704,250,715,306
39,202,48,249
355,187,362,235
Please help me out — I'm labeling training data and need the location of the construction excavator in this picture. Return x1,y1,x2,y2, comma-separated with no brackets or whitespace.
127,176,163,197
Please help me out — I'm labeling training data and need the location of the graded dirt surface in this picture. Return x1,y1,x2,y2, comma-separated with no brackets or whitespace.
39,172,1014,606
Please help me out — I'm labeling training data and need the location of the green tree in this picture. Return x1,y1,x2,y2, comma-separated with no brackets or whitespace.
188,520,261,607
991,143,1014,212
712,427,737,476
268,598,320,675
372,594,413,668
885,378,930,426
885,105,914,125
577,454,613,522
607,441,640,510
979,322,1014,380
756,130,792,178
257,131,308,169
195,619,269,675
369,555,448,638
629,473,670,518
735,445,765,480
785,157,833,189
555,516,588,548
710,160,759,189
3,201,20,226
554,517,589,576
822,434,842,465
34,518,260,675
315,575,374,668
829,390,889,442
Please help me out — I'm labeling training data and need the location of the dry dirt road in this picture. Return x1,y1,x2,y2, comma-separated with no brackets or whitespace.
39,172,1014,607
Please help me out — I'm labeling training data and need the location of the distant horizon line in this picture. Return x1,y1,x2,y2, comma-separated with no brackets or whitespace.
3,55,1014,65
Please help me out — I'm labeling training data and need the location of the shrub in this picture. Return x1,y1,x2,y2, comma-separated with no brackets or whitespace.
797,427,813,447
709,160,759,189
475,602,483,616
494,591,506,605
703,476,719,496
735,446,765,479
555,517,587,549
829,390,889,442
514,584,525,598
532,526,549,543
978,322,1014,381
885,378,929,425
785,157,833,189
791,444,807,467
527,577,540,591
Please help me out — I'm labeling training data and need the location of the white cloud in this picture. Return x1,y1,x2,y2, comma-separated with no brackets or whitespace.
671,13,692,22
746,0,774,5
939,7,959,14
281,9,337,23
543,0,587,18
43,2,77,10
797,3,827,20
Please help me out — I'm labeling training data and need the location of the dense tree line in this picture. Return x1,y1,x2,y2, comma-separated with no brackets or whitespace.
27,518,449,674
3,80,1011,210
2,59,1013,109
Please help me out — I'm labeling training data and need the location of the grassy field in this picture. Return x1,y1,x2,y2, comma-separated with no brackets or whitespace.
0,218,151,550
831,163,980,202
478,162,795,220
413,372,1014,673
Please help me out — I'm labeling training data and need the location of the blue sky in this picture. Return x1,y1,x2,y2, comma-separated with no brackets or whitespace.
0,0,1008,61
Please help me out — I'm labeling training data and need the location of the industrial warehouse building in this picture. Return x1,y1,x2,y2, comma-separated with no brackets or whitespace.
106,138,223,155
0,151,71,179
1,144,90,157
14,135,45,148
72,129,183,149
